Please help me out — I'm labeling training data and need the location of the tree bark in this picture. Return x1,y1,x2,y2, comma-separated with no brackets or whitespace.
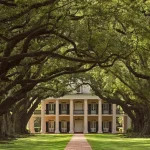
0,112,15,139
140,114,150,135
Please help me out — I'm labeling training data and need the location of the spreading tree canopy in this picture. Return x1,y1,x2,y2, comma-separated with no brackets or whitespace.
0,0,150,137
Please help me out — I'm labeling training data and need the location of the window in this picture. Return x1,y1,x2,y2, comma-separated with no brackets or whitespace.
91,104,96,110
49,103,54,111
61,104,67,111
103,103,109,110
61,121,67,128
49,121,54,128
34,118,41,132
76,86,83,93
91,121,96,128
34,118,41,127
103,121,109,128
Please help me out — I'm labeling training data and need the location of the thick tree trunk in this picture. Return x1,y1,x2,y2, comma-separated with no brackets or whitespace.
0,115,6,139
0,112,15,139
130,110,150,136
140,115,150,135
14,114,29,134
0,113,30,139
0,110,30,139
132,119,143,133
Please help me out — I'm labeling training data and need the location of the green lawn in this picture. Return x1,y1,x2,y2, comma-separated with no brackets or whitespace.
0,134,72,150
85,134,150,150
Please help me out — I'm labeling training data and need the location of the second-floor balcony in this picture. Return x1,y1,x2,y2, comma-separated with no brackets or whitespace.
43,109,123,115
37,103,125,115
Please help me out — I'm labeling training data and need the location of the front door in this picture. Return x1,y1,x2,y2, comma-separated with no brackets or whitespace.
74,120,83,132
103,121,109,132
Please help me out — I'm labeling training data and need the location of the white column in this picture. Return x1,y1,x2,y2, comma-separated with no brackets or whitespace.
41,100,45,133
84,99,88,133
127,116,131,129
122,115,125,133
29,117,35,133
69,99,74,133
112,104,116,133
27,121,30,130
98,99,103,133
55,99,60,133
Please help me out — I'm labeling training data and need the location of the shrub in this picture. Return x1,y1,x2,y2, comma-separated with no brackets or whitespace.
126,128,133,133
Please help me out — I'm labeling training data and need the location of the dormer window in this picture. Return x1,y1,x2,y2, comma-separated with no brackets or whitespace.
76,86,83,94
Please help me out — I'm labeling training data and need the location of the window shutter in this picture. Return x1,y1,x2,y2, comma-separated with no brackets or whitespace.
102,104,104,114
88,121,90,133
102,121,103,132
67,121,70,132
67,104,70,114
46,104,49,114
109,104,111,114
96,121,98,132
109,121,112,132
54,121,55,131
59,104,61,114
88,104,91,114
54,104,56,114
96,104,98,114
46,121,49,132
59,121,61,133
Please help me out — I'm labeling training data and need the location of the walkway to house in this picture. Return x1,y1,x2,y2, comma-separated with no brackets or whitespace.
65,134,92,150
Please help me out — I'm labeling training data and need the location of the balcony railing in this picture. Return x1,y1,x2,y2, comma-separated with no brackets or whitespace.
73,110,84,114
45,110,55,114
88,110,97,115
33,110,41,114
60,110,67,114
102,110,112,114
34,109,124,115
60,110,70,114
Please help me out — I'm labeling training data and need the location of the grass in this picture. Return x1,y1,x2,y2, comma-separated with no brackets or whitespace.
85,134,150,150
0,134,72,150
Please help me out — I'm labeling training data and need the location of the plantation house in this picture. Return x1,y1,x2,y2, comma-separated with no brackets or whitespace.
28,85,131,134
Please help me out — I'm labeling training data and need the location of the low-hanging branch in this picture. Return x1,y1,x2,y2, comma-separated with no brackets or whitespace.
125,62,150,80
